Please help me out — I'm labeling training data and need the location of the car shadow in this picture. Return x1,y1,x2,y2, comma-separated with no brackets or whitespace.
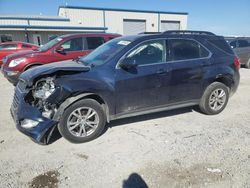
47,106,195,145
108,107,194,129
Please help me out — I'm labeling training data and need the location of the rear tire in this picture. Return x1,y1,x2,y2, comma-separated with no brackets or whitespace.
199,82,229,115
58,99,107,143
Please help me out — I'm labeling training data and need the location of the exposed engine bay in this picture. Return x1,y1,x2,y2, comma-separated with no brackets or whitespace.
30,77,57,119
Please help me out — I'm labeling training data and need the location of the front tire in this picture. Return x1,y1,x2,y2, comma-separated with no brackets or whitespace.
58,99,106,143
199,82,229,115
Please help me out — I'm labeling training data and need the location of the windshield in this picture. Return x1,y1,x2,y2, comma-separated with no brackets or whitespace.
79,38,132,67
38,37,63,52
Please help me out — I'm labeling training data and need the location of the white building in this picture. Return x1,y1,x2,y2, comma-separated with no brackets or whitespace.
0,6,188,45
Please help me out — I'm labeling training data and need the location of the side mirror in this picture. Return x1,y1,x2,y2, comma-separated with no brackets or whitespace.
56,46,65,54
120,58,138,69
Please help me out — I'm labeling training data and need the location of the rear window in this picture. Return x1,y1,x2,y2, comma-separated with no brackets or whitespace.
0,44,17,50
170,39,210,61
207,39,234,54
86,37,105,50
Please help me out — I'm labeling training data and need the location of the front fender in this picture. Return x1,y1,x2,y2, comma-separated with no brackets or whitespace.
53,92,94,121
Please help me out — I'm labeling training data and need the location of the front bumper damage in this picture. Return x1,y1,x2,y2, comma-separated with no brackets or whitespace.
10,82,58,144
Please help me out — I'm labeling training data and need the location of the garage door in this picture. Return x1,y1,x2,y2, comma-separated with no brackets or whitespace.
161,21,180,32
123,19,146,35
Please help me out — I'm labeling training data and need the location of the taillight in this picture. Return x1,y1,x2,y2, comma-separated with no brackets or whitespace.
234,57,240,70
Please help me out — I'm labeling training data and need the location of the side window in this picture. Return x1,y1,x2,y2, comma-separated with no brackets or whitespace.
230,41,237,49
238,40,249,48
0,44,17,50
126,40,164,65
22,44,32,49
170,39,209,61
1,34,13,42
61,37,83,52
86,37,105,50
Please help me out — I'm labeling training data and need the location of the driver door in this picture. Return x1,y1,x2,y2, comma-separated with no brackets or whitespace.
115,39,171,115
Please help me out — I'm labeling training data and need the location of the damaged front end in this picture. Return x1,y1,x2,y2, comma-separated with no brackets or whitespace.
11,76,70,145
10,60,91,144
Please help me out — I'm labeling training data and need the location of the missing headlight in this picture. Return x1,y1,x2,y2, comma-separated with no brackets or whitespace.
33,77,55,100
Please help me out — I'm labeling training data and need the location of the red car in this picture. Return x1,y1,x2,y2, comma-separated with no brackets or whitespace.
1,33,121,85
0,42,38,66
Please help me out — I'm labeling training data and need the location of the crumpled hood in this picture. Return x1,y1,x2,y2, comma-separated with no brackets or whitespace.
20,60,91,86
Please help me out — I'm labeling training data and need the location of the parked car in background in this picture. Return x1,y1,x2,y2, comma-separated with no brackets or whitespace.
1,33,121,85
11,31,240,144
0,42,38,67
225,37,250,68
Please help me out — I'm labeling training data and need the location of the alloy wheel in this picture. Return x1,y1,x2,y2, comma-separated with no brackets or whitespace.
209,89,227,111
67,107,99,137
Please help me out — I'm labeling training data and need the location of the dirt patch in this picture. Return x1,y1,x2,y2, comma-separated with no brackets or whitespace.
75,153,89,160
140,163,230,187
29,170,60,188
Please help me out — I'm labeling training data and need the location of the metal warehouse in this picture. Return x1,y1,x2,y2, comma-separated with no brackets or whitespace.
0,6,188,45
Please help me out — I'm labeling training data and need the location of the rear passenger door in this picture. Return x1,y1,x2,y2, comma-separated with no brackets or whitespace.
167,39,211,103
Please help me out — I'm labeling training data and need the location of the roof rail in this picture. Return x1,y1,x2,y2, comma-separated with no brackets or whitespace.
139,32,161,34
162,30,216,36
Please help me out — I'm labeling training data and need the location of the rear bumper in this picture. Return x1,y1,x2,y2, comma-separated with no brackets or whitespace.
10,85,58,144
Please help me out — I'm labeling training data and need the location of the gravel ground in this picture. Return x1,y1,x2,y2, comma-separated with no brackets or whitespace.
0,69,249,188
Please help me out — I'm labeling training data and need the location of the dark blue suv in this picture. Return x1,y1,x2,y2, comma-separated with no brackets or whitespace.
11,31,240,144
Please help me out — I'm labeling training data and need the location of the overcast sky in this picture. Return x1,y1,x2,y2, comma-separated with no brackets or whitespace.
0,0,249,36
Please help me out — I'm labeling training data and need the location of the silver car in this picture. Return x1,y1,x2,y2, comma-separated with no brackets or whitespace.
226,37,250,68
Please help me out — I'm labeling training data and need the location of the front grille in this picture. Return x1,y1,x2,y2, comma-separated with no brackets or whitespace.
11,79,27,110
16,79,26,92
12,91,19,109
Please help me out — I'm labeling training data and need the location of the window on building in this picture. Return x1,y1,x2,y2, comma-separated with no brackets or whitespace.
170,39,209,61
86,37,105,50
126,40,164,65
61,37,83,52
0,44,17,50
1,34,13,42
